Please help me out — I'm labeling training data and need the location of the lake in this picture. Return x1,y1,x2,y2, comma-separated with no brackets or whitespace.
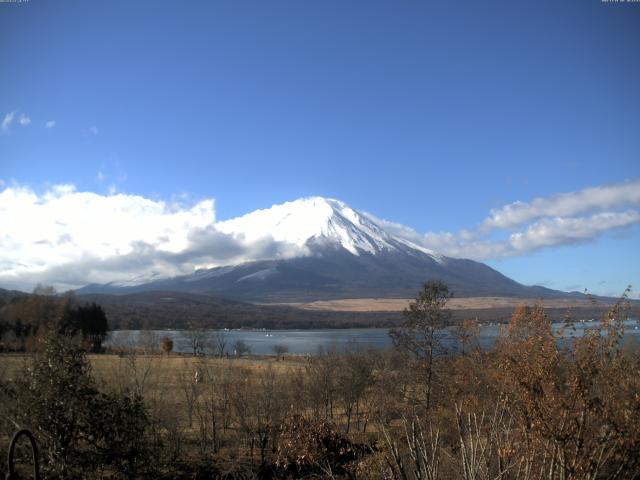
106,319,640,356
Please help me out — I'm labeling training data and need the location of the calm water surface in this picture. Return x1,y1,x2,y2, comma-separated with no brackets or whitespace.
107,319,640,356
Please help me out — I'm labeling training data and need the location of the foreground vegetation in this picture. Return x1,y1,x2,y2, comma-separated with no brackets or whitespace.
1,283,639,479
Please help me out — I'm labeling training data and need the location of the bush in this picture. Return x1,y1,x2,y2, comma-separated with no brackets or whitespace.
13,328,149,478
160,336,173,355
275,414,372,478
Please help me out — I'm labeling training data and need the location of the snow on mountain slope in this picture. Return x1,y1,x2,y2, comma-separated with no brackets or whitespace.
216,196,441,260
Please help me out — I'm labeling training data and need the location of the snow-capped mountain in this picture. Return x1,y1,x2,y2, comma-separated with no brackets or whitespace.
77,197,571,301
216,196,441,259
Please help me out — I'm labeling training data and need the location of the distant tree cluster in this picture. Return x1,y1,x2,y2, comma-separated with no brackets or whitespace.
0,287,109,352
58,302,109,353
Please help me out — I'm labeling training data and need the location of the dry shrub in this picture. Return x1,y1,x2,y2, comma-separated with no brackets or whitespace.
496,298,640,479
275,414,372,477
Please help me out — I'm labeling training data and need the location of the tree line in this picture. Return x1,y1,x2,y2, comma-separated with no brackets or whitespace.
0,289,109,353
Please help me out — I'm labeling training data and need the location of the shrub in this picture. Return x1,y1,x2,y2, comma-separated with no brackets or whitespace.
275,414,372,477
13,328,149,478
160,336,173,355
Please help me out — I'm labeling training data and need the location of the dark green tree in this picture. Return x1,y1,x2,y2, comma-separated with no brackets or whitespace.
60,302,109,353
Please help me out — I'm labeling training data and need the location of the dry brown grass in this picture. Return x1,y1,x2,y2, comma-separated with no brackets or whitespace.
0,353,305,380
272,296,616,312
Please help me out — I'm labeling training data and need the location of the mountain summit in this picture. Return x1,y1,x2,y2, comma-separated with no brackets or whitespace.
77,197,574,302
216,196,440,258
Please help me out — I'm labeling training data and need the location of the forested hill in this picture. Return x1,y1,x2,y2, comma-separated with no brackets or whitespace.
2,288,636,331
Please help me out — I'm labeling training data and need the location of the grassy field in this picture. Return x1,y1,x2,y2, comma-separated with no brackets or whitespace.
1,351,306,390
1,351,317,475
273,295,624,312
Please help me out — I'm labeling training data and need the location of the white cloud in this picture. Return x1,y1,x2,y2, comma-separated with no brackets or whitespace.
367,216,511,260
482,179,640,230
2,112,34,131
45,120,56,129
0,184,301,291
508,211,640,251
1,112,15,132
368,180,640,261
0,185,214,289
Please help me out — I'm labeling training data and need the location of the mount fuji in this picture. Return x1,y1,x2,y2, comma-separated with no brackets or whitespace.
77,197,572,302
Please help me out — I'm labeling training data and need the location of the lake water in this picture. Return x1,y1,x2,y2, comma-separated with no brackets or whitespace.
106,319,640,356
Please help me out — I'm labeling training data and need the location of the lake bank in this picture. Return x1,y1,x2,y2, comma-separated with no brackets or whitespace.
106,319,640,356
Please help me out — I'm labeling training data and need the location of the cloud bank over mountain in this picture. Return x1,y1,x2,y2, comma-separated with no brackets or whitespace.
0,180,638,291
370,179,640,261
0,184,302,290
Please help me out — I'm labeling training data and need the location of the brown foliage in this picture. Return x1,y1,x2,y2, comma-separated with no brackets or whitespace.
495,299,640,479
160,336,173,355
276,414,371,477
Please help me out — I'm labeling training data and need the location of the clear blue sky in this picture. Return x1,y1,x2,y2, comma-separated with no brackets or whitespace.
1,0,639,296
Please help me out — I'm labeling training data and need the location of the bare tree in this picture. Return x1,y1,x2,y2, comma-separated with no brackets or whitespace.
453,318,480,356
213,331,227,357
272,343,289,360
233,339,251,357
185,324,207,356
138,329,160,354
382,417,441,480
305,347,339,421
231,366,289,466
455,399,521,480
192,358,233,454
336,349,374,433
178,361,201,428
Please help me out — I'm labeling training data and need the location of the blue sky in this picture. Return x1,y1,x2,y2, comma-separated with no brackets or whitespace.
1,0,639,296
